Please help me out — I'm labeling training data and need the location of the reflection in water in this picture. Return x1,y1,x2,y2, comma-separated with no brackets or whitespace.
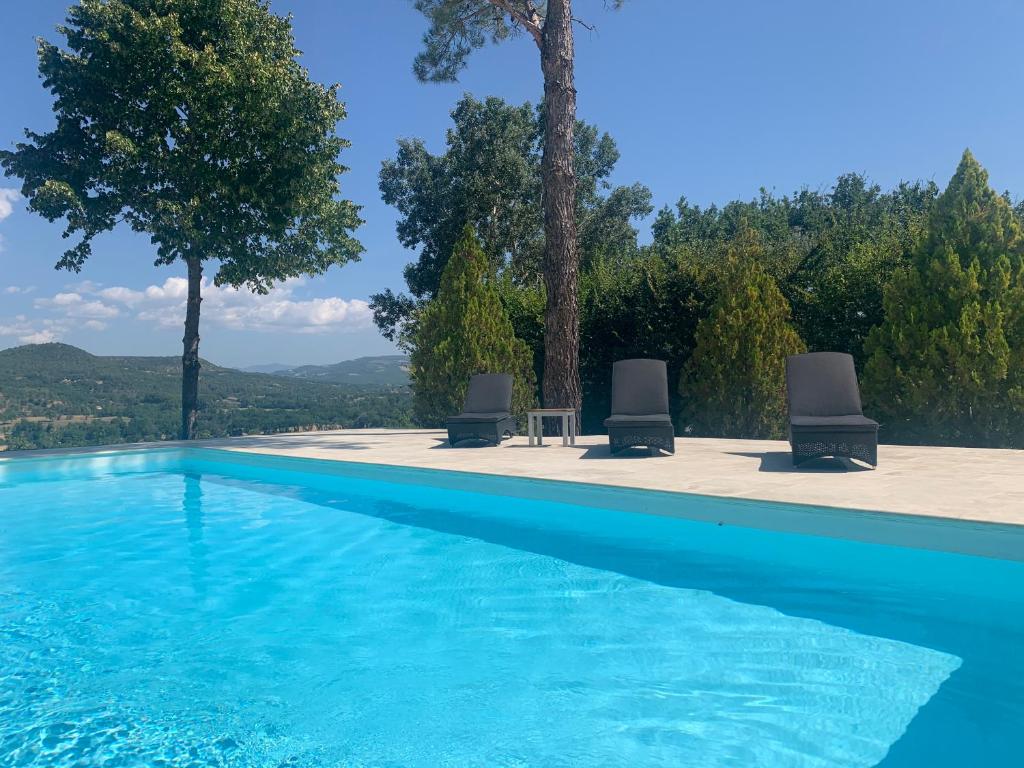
183,472,207,598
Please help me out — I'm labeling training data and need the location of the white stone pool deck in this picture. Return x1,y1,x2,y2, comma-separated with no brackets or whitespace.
201,430,1024,528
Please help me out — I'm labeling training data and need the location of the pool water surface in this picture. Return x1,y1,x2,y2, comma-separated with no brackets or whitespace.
0,449,1021,767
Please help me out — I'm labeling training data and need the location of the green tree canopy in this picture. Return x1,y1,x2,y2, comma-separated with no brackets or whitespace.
410,1,624,82
373,93,651,343
576,250,706,432
0,0,362,437
410,225,537,426
650,174,936,366
679,229,806,439
863,150,1024,446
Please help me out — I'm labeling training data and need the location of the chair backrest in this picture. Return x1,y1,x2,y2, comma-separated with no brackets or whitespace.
463,373,514,414
610,359,669,416
786,352,863,417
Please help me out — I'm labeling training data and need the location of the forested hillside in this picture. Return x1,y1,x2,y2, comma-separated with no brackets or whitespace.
271,355,410,387
0,344,412,451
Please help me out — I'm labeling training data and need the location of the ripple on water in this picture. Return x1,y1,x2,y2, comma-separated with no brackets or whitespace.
0,467,991,768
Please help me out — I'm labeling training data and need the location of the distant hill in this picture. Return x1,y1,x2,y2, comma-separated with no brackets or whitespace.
0,343,412,451
240,362,296,374
268,355,410,388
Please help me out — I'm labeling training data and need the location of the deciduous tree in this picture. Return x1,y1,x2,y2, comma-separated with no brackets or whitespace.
373,93,649,346
0,0,362,438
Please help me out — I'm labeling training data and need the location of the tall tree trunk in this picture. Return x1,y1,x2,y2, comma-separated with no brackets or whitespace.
539,0,581,415
180,256,203,440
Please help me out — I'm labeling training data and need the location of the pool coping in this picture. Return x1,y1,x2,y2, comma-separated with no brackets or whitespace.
3,443,1022,562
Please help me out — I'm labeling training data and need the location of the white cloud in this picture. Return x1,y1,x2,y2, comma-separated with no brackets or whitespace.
98,286,145,305
4,285,36,295
68,280,102,293
20,330,57,344
144,278,190,301
48,292,84,306
0,316,62,345
12,276,373,340
124,276,372,335
0,188,20,222
0,317,34,337
34,292,120,319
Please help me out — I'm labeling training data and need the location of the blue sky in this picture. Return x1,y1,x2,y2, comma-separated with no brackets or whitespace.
1,0,1022,367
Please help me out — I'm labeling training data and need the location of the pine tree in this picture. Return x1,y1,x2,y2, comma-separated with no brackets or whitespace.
410,226,537,426
863,150,1024,446
680,229,806,439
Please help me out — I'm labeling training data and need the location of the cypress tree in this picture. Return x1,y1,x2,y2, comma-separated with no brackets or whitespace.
863,150,1024,446
410,225,537,426
680,229,806,439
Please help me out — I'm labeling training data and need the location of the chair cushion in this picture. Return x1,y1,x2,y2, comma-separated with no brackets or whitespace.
604,413,673,427
610,359,670,416
448,412,510,424
463,373,513,414
790,414,879,431
786,352,864,417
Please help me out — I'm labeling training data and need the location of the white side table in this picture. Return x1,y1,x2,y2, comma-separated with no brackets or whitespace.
527,408,578,446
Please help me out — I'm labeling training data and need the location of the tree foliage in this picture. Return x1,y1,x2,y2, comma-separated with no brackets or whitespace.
577,251,706,433
410,226,537,426
679,229,806,439
651,175,936,367
0,0,362,437
863,150,1024,446
373,93,651,344
409,1,625,82
411,0,529,83
2,0,362,285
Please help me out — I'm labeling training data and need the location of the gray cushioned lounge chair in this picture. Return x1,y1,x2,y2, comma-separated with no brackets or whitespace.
786,352,879,467
447,373,516,447
605,359,675,455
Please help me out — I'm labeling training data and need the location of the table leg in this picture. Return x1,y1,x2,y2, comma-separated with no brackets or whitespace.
538,415,544,446
561,414,568,446
528,413,534,446
570,411,576,446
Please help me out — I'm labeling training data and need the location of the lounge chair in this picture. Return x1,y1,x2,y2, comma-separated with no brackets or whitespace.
605,359,675,455
447,373,516,447
786,352,879,467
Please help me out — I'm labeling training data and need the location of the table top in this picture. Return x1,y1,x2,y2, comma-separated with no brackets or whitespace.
527,408,577,414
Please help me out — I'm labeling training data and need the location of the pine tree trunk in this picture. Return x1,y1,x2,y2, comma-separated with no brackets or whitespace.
180,256,203,440
539,0,581,415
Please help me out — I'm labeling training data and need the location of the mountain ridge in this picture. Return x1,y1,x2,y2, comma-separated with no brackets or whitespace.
267,355,410,388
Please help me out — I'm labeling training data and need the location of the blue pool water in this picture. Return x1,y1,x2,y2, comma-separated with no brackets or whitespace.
0,450,1022,767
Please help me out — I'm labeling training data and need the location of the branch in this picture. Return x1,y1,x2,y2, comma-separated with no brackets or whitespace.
437,4,497,59
572,16,596,32
486,0,543,47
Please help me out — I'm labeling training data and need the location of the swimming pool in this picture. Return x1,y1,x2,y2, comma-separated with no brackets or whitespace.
1,448,1021,767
